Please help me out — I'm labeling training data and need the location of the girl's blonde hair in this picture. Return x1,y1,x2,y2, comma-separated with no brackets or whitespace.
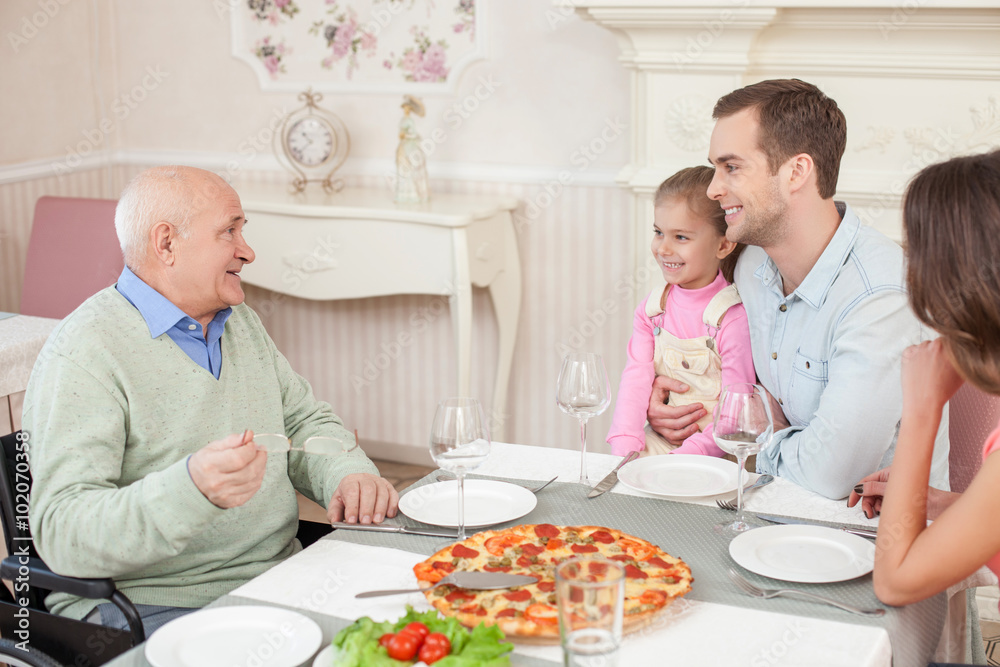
653,166,744,283
903,149,1000,394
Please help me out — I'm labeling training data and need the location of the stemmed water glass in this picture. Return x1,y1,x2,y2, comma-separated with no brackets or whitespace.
429,397,491,541
556,352,611,486
713,383,773,535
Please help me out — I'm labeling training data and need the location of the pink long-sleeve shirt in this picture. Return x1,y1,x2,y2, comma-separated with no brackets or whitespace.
607,271,756,457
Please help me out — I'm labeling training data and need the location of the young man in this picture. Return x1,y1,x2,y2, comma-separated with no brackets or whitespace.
647,79,949,499
24,166,398,630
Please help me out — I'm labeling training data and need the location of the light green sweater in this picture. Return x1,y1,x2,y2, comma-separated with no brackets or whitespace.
22,288,378,619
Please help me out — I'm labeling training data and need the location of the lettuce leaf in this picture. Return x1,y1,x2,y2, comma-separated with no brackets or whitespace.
330,607,513,666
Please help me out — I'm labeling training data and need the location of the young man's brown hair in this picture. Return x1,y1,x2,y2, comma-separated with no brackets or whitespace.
713,79,847,199
903,149,1000,394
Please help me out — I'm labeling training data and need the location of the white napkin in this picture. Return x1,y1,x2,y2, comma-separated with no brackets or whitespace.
513,598,891,667
231,540,433,622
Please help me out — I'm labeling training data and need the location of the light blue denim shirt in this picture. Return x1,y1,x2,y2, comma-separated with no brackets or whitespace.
736,202,950,499
115,266,231,379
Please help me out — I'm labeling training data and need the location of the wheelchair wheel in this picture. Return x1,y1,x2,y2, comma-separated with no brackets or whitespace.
0,638,65,667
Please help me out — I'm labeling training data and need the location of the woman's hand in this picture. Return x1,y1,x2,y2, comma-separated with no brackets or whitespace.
848,466,960,520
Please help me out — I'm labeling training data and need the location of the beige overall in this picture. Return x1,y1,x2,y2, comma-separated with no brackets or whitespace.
642,282,743,456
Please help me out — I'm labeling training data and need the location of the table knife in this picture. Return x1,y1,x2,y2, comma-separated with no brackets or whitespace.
588,450,640,498
330,522,459,539
755,513,878,539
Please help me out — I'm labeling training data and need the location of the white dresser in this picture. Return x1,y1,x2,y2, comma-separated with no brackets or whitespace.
236,183,522,440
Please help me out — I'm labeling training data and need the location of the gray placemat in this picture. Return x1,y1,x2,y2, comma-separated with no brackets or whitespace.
105,472,947,667
327,472,945,667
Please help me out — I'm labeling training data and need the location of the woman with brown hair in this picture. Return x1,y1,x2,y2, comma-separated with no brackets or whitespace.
849,149,1000,606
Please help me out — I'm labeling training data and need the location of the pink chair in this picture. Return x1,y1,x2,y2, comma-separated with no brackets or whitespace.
948,382,1000,492
21,196,123,319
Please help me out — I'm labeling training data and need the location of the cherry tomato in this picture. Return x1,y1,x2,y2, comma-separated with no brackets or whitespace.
419,633,452,664
378,633,394,648
423,633,451,651
386,632,421,661
399,621,430,642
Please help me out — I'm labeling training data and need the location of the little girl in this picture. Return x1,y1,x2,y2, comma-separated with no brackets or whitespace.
607,166,755,457
848,149,1000,607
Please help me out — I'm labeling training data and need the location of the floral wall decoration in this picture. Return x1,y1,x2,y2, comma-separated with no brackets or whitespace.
232,0,486,94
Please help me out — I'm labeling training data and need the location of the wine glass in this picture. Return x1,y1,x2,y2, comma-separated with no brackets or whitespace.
713,383,774,535
430,397,491,540
556,352,611,486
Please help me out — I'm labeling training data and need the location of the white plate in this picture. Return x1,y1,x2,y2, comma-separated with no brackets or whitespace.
398,479,537,528
145,606,322,667
616,455,740,498
729,524,876,583
313,644,430,667
313,645,336,667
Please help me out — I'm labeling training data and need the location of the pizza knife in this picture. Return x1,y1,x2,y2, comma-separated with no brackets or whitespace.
755,513,878,539
356,571,539,598
588,450,640,498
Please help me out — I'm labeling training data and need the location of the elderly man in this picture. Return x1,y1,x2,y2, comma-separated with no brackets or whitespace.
646,80,949,499
23,166,398,631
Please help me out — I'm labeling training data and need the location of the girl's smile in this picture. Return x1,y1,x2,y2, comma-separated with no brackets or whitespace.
652,198,736,290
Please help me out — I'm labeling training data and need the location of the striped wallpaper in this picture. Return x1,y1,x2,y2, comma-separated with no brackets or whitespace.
0,165,640,463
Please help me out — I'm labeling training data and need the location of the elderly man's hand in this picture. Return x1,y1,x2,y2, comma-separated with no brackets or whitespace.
646,376,704,446
327,473,399,525
189,430,268,509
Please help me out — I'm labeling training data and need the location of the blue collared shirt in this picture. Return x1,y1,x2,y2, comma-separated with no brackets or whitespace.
736,202,950,498
116,266,231,379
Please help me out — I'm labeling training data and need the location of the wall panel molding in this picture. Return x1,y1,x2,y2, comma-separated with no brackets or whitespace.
578,0,1000,284
0,152,621,189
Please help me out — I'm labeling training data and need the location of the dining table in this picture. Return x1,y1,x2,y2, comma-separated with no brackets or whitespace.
107,441,984,667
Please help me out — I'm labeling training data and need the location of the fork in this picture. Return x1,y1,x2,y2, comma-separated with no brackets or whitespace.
435,473,558,494
716,474,775,510
727,569,885,617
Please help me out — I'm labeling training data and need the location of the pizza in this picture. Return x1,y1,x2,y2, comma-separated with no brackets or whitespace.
412,523,692,640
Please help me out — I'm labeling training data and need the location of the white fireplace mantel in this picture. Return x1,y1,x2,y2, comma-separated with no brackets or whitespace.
575,0,1000,279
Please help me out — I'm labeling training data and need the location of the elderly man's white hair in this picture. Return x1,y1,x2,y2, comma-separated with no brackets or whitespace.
114,166,206,269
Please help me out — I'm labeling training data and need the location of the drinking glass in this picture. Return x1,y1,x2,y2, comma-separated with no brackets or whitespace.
713,383,774,535
556,353,611,486
430,397,491,540
556,558,624,667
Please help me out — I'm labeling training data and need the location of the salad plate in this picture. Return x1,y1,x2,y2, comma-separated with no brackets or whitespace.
145,606,321,667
